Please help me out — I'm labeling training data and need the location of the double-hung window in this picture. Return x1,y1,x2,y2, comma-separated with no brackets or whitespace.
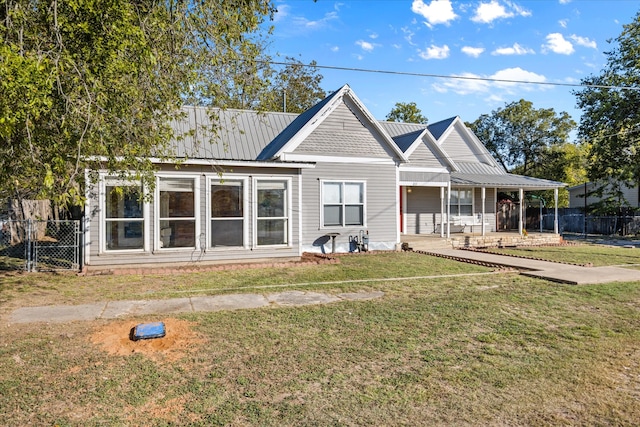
158,177,196,248
104,181,145,251
322,181,365,227
210,180,245,247
451,188,473,215
256,180,289,246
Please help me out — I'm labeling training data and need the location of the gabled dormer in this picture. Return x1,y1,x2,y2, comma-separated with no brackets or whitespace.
429,116,504,173
258,84,407,164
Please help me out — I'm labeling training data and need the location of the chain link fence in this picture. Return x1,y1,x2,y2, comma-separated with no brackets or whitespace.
0,220,81,272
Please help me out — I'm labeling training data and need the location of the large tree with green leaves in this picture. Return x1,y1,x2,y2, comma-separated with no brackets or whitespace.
260,56,326,114
1,0,276,211
385,102,428,124
574,10,640,210
468,99,576,175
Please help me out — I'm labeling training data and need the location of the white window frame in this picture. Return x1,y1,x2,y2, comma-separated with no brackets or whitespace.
253,177,292,248
99,174,149,253
320,180,367,228
206,175,248,249
154,174,200,251
450,187,474,217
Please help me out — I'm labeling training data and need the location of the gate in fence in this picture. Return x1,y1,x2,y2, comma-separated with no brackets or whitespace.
0,219,80,272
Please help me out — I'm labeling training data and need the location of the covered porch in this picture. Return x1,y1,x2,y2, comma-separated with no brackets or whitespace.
400,169,564,240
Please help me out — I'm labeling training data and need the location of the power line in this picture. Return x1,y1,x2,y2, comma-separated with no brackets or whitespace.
265,60,640,92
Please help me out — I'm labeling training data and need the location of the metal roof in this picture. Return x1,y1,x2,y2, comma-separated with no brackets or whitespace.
451,172,564,189
428,117,457,140
169,107,296,161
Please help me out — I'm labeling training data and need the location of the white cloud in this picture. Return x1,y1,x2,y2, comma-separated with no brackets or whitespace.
570,34,597,49
402,26,417,46
491,67,547,91
492,43,535,55
543,33,574,55
471,0,530,24
418,44,450,60
291,11,339,31
369,32,379,39
462,46,485,58
559,19,568,28
559,0,571,4
431,67,547,96
331,46,340,52
411,0,458,28
356,40,377,52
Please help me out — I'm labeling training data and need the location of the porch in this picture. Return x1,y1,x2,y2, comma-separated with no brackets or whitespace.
401,232,563,251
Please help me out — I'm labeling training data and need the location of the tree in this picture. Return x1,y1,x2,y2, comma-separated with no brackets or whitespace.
574,10,640,209
0,0,276,212
260,56,327,114
385,102,428,124
467,99,576,175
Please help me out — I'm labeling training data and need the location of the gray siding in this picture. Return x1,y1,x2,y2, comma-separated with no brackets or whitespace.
440,127,478,162
405,187,443,234
400,170,449,184
300,162,398,252
86,164,302,267
408,142,445,168
404,186,497,234
296,102,395,158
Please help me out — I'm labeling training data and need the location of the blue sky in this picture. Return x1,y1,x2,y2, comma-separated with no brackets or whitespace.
266,0,639,132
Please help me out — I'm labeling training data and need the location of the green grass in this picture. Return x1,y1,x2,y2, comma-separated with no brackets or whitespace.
484,242,640,266
1,251,640,425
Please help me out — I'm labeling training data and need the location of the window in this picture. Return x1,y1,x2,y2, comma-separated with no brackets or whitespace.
158,178,196,248
210,180,244,247
104,183,144,251
451,188,473,215
322,181,365,227
256,180,288,246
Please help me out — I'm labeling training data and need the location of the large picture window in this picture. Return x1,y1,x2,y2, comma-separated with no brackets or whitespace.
322,181,365,227
256,180,288,246
210,180,244,247
104,183,144,251
159,178,196,248
451,188,473,215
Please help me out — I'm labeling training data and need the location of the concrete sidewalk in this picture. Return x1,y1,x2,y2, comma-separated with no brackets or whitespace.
428,248,640,285
8,290,385,324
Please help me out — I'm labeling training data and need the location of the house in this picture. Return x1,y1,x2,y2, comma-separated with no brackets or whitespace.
568,181,640,210
83,85,564,268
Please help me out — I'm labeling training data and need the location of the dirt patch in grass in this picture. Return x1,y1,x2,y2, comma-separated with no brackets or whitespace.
89,318,205,362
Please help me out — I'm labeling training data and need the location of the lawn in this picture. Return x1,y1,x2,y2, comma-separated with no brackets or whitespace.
481,242,640,267
1,251,640,426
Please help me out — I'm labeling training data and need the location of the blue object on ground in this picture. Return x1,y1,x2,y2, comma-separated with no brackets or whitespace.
131,321,166,341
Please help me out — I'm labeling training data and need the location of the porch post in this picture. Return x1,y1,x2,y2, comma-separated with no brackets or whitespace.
481,187,486,236
518,188,524,236
440,186,445,238
446,181,451,239
554,187,559,234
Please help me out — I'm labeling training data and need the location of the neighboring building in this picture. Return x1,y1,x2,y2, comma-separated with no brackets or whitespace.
84,85,564,267
568,181,640,210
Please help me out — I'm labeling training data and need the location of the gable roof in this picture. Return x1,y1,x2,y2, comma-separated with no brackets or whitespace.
257,84,408,162
428,117,457,140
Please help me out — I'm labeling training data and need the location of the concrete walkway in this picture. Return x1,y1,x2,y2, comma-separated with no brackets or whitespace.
8,290,385,324
428,248,640,285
